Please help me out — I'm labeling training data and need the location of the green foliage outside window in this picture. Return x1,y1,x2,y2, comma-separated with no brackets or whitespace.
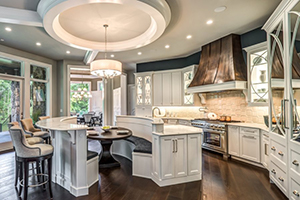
0,80,12,131
70,82,90,115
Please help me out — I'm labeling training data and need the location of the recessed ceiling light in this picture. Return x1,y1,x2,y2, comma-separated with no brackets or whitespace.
5,27,11,32
138,52,142,55
186,35,192,39
66,51,70,54
111,54,115,58
206,20,213,25
36,42,41,46
214,6,227,13
0,39,4,42
165,45,170,49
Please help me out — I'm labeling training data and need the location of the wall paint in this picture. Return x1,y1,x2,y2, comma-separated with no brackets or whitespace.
137,27,266,72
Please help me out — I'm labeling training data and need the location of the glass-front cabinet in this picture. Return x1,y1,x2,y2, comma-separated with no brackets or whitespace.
135,72,152,117
245,42,268,106
182,65,198,106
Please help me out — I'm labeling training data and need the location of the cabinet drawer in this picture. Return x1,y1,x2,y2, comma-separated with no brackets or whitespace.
291,149,300,177
240,127,259,136
270,139,287,166
270,161,288,194
291,178,300,200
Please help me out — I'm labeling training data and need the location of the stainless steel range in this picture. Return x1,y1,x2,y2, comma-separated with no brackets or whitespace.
191,119,241,159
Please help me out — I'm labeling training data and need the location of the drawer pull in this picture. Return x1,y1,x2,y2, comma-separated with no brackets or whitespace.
271,169,276,174
243,135,256,139
278,151,284,156
293,190,300,197
271,146,276,151
292,160,299,166
278,177,284,182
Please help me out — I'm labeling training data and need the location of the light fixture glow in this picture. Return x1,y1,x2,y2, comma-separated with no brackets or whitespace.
111,54,115,58
36,42,41,46
138,52,142,55
165,45,170,49
71,75,92,100
214,6,227,13
206,20,213,25
90,24,122,79
186,35,192,39
5,27,11,32
66,51,70,54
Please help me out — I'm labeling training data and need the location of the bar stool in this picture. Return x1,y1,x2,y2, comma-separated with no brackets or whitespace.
21,118,51,144
8,122,44,145
38,116,50,121
9,126,53,200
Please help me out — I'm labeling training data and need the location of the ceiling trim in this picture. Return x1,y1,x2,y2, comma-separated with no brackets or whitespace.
83,50,99,65
0,6,42,27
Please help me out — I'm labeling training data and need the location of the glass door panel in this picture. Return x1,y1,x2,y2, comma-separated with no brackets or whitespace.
269,20,286,136
0,78,22,151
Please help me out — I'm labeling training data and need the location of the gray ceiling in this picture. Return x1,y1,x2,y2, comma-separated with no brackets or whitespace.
0,0,282,70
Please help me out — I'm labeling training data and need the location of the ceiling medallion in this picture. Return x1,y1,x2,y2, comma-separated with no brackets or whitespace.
90,25,122,79
38,0,171,51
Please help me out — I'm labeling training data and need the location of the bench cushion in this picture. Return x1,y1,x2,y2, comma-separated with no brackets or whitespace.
87,150,98,161
125,136,152,154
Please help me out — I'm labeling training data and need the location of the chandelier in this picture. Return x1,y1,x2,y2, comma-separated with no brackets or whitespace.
90,24,122,79
72,76,92,100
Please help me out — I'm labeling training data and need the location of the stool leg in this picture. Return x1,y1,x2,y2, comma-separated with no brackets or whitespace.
24,161,29,200
48,158,53,199
14,160,19,187
41,160,45,190
37,161,41,183
18,162,23,196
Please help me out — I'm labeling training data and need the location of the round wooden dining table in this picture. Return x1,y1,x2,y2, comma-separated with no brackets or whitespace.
87,127,132,168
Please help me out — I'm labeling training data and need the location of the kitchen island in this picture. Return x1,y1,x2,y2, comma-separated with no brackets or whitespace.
36,116,98,197
116,115,203,186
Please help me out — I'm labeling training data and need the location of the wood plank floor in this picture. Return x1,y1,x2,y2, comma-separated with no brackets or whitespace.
0,149,287,200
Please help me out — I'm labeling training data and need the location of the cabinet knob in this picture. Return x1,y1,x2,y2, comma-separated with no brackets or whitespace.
293,190,300,197
271,146,276,151
292,160,299,166
278,151,284,156
278,177,284,182
271,169,276,174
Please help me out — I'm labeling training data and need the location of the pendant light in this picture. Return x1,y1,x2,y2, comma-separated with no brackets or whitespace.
90,24,122,79
72,75,92,100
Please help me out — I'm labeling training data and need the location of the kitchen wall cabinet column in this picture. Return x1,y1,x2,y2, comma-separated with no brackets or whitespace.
171,72,182,106
153,73,163,106
162,73,172,105
135,72,152,117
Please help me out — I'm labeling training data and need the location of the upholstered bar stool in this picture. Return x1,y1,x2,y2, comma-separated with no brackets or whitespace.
9,126,53,200
8,122,44,145
21,118,51,144
38,116,50,121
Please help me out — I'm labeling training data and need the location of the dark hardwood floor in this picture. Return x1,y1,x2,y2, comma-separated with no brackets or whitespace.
0,146,287,200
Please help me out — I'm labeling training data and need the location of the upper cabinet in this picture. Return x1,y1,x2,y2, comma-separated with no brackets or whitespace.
244,42,268,106
135,72,152,116
182,65,196,105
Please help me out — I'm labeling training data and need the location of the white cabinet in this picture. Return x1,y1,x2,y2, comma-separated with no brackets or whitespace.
135,73,152,117
162,73,172,105
153,73,163,106
171,72,182,105
228,126,240,156
239,132,260,163
261,131,269,169
152,133,201,186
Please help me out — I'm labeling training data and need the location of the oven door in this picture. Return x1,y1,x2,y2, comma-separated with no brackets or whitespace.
202,129,226,153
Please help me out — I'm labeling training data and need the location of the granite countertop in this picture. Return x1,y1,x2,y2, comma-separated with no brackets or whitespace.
36,116,88,131
153,124,202,136
228,123,269,132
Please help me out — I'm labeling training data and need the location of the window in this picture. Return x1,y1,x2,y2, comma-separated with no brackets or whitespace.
0,57,21,76
70,82,91,115
30,65,49,123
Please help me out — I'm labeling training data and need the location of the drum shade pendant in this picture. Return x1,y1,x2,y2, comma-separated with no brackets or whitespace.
91,24,122,79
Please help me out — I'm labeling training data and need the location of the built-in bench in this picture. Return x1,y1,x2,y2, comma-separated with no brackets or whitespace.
86,150,99,187
111,135,152,179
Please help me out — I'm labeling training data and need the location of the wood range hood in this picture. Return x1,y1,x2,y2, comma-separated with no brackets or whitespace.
187,34,247,93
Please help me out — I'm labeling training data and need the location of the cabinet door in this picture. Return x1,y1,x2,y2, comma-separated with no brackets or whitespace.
161,136,175,179
228,126,240,156
239,133,260,162
188,134,201,175
153,73,163,106
171,72,182,105
174,135,187,177
261,136,269,169
152,135,160,179
162,73,172,105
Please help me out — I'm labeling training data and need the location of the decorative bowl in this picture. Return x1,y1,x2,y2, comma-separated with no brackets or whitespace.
102,126,111,132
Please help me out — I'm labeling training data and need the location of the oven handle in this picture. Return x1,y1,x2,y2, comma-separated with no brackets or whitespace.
203,129,225,134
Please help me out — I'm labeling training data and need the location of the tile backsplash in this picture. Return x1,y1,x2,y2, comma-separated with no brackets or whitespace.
159,91,269,124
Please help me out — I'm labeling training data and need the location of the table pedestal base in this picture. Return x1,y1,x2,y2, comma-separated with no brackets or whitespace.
99,140,120,168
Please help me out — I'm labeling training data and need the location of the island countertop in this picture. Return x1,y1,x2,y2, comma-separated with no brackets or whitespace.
35,116,88,131
153,124,202,136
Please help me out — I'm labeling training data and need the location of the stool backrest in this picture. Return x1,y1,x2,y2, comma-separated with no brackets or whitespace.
83,114,92,123
21,118,35,132
8,121,20,129
9,126,41,158
39,116,50,121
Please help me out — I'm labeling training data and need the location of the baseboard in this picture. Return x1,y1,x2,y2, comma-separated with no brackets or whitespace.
70,185,89,197
151,173,202,187
231,156,266,169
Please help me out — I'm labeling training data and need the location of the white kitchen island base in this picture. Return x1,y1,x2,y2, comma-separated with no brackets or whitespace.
36,117,99,197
